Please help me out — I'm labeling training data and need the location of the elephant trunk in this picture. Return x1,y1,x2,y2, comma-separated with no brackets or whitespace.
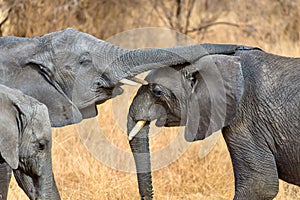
37,162,60,200
13,158,60,200
108,43,241,82
50,174,61,200
128,115,153,200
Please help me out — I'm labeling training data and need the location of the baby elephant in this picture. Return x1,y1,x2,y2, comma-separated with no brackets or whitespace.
128,48,300,199
0,85,60,200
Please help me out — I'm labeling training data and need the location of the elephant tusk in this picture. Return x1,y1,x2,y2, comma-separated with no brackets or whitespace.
119,78,139,86
119,77,148,86
128,120,146,141
129,77,148,85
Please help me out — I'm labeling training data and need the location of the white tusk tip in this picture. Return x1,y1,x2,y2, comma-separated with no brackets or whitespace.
128,120,147,141
128,135,134,141
119,79,138,86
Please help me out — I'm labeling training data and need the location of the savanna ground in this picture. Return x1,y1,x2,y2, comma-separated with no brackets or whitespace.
0,0,300,199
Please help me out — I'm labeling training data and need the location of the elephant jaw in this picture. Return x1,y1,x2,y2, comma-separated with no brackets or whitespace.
155,112,183,127
79,104,98,119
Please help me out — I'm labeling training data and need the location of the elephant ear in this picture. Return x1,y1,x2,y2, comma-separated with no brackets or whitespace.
0,94,24,169
0,113,19,169
0,36,81,127
18,61,83,127
183,55,244,142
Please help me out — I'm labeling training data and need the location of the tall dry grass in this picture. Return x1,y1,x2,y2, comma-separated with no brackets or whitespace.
0,0,299,199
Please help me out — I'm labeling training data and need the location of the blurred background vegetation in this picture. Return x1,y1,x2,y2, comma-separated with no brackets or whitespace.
0,0,299,52
0,0,299,199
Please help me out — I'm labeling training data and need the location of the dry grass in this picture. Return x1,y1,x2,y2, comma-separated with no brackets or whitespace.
8,102,300,199
1,0,300,199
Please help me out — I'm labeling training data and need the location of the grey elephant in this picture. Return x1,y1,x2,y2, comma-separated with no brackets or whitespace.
0,84,58,200
127,48,300,199
0,28,245,128
0,28,248,197
0,29,248,197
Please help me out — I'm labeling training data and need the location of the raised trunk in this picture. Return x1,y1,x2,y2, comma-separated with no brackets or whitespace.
127,116,153,200
109,44,241,81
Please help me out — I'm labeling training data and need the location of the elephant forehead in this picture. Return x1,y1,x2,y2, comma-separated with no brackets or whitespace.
145,67,182,89
46,28,104,50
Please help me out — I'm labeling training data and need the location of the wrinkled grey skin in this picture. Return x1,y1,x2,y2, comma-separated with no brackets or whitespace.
0,85,59,200
128,49,300,199
0,28,245,127
0,28,255,198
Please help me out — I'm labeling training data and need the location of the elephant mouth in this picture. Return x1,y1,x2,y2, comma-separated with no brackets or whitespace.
164,121,181,127
155,113,182,127
79,104,98,118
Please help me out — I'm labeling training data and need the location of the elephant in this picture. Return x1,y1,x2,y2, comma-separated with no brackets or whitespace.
127,48,300,199
0,28,257,197
0,84,59,200
0,28,252,127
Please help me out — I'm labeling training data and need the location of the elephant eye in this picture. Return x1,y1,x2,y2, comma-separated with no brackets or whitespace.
79,53,92,65
38,139,47,151
38,64,54,81
79,59,91,65
151,85,163,97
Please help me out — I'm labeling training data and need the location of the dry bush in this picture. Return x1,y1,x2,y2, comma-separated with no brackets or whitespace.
1,0,299,199
0,0,147,38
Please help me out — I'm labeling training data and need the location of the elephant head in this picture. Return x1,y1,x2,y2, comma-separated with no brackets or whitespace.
0,28,244,127
127,54,244,199
0,85,59,200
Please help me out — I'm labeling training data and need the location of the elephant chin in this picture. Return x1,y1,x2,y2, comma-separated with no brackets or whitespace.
155,118,166,127
79,104,98,119
155,114,182,127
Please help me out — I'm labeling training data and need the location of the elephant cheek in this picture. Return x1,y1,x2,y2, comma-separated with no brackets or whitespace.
149,104,167,126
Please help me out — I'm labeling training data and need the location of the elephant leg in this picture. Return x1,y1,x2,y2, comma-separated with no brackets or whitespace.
223,129,279,199
0,162,12,200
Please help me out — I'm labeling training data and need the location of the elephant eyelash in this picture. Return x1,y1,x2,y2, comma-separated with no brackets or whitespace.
188,76,197,88
150,84,169,97
79,58,92,65
37,139,47,151
38,64,55,82
79,52,92,65
183,71,197,89
152,87,163,97
93,76,111,88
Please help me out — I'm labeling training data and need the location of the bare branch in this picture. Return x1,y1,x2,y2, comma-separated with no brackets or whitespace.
159,0,175,28
150,0,173,28
175,0,182,31
0,6,12,36
187,21,240,33
184,0,196,34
